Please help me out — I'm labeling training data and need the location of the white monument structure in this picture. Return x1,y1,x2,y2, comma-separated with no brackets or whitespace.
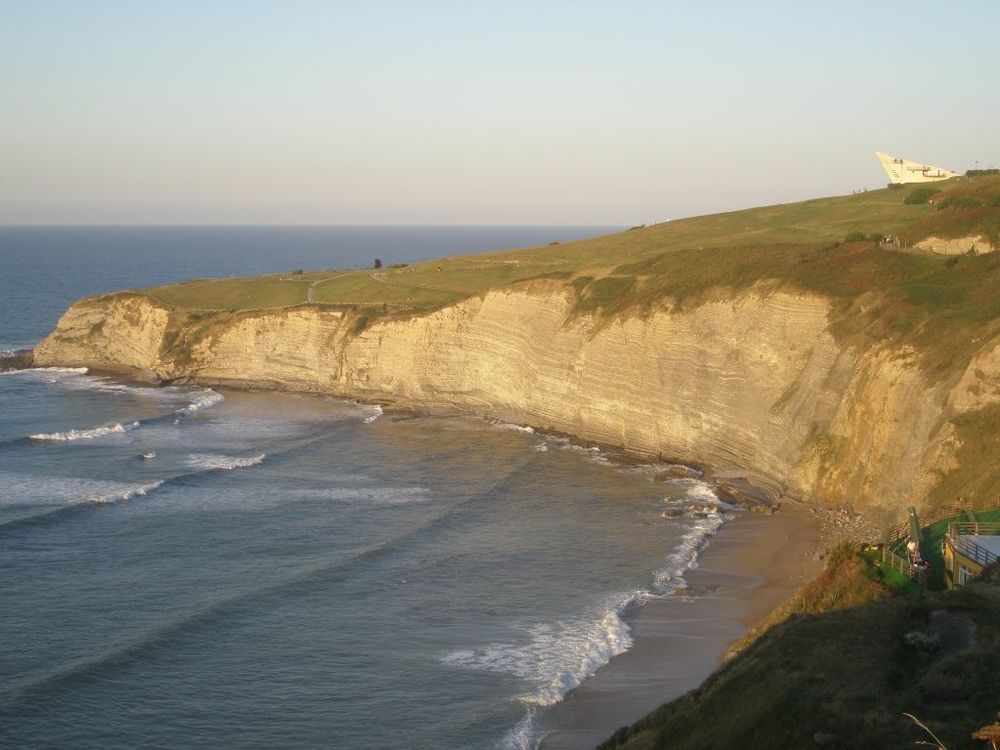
876,151,958,184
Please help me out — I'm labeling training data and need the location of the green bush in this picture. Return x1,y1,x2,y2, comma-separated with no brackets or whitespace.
904,187,940,205
844,230,867,242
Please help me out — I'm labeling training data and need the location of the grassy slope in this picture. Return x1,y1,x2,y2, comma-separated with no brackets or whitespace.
598,548,1000,750
139,177,1000,375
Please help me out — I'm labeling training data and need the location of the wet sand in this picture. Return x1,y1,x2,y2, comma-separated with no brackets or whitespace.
540,503,822,749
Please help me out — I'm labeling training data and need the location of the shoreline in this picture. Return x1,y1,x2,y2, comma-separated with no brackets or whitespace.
9,360,855,750
538,502,823,750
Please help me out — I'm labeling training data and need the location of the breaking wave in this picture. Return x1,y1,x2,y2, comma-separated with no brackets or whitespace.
653,481,728,593
174,389,224,417
87,480,165,505
362,405,383,424
184,453,265,471
29,421,139,442
443,590,639,708
0,366,89,377
295,486,431,505
0,479,167,531
492,420,535,434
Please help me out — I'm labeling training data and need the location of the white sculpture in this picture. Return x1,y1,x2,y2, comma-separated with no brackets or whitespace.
876,151,958,184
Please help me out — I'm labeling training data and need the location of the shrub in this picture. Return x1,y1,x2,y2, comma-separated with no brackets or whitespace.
844,230,867,242
904,187,940,205
373,258,382,269
291,268,304,275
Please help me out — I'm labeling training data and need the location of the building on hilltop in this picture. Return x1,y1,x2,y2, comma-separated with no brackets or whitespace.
876,151,958,184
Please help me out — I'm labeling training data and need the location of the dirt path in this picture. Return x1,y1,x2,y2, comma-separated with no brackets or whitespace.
368,271,467,296
306,270,358,303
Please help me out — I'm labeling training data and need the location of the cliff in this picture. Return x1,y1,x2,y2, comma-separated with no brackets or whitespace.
32,282,1000,522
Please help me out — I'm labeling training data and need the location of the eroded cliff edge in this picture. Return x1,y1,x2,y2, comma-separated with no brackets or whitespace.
32,284,1000,522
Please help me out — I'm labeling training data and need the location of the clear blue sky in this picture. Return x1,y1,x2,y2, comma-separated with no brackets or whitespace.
2,1,998,224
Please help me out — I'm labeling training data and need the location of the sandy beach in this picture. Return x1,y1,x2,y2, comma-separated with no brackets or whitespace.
539,502,822,750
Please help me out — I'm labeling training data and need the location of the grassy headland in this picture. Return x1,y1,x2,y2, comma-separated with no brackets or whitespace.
140,177,1000,376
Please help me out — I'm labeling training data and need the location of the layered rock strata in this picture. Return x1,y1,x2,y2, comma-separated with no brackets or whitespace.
33,286,999,521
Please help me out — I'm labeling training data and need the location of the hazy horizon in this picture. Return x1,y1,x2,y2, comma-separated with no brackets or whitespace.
3,1,999,226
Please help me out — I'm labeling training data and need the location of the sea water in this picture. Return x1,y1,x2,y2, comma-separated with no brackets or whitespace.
0,227,729,749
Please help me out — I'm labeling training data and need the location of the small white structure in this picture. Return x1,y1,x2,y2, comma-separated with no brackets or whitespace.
876,151,958,184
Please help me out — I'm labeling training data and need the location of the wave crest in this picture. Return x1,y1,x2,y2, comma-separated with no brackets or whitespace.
653,481,727,593
88,480,165,505
0,366,89,378
184,453,265,471
29,421,139,442
443,591,639,708
174,389,224,417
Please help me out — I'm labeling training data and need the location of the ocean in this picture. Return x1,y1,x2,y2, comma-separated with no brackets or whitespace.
0,226,731,749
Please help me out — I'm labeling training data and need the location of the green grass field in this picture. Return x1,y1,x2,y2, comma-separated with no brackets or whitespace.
143,177,999,316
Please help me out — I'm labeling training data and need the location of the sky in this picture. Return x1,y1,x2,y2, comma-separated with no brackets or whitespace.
2,1,999,225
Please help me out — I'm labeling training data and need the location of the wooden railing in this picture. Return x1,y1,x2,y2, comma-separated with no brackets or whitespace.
885,497,1000,548
882,545,928,586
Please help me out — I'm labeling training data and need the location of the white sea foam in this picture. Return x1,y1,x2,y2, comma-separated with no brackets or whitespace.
362,405,383,424
530,443,548,452
87,480,165,505
296,486,432,505
174,389,225,417
443,591,639,708
492,420,535,434
652,481,727,593
501,708,545,750
0,366,89,377
29,421,139,442
185,453,265,471
0,473,165,509
544,437,616,466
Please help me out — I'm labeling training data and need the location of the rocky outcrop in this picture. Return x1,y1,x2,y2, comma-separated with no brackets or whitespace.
915,234,995,255
33,285,1000,521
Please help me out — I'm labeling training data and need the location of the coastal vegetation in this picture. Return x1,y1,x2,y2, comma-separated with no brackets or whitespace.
598,548,1000,750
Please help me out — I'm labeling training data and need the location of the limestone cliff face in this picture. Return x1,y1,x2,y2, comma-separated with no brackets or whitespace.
33,287,999,520
33,294,170,378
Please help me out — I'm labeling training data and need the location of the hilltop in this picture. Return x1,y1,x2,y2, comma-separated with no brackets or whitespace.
145,177,1000,372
